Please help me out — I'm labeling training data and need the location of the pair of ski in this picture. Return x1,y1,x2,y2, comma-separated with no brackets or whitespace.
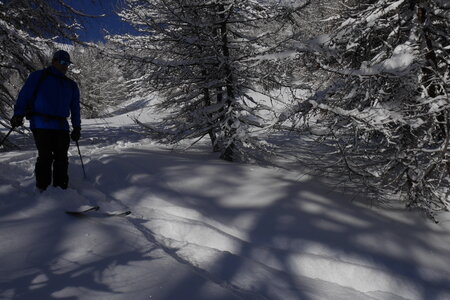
66,205,131,217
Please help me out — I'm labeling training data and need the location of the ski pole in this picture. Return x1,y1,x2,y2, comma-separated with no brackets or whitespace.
0,127,14,148
75,140,87,179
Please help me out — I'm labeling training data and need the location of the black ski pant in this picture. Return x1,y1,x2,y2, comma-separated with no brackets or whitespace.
32,129,70,190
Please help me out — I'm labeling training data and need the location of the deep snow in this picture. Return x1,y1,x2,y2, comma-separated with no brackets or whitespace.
1,108,450,300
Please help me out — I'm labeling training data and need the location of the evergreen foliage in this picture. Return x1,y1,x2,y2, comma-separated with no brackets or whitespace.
109,0,309,161
70,44,133,118
284,0,450,217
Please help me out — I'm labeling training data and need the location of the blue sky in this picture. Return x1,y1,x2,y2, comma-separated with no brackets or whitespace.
64,0,135,42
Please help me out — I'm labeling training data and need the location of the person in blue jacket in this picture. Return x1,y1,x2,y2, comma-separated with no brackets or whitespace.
10,50,81,191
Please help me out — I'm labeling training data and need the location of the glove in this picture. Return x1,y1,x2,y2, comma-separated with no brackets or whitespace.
71,126,81,142
10,115,24,128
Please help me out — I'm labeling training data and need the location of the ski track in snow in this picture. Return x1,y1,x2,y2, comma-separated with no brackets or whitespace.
1,111,450,300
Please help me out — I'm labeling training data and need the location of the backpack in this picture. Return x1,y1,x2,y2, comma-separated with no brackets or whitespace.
25,68,51,120
25,68,71,122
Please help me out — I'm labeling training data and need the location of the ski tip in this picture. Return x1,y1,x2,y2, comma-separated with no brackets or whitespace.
65,205,100,215
104,210,132,217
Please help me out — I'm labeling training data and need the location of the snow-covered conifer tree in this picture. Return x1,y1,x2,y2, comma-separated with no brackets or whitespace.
110,0,309,161
287,0,449,217
69,44,133,118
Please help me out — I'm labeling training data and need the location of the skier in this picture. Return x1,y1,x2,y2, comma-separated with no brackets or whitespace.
10,50,81,192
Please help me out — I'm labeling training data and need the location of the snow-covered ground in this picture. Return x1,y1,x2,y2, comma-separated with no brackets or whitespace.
1,105,450,300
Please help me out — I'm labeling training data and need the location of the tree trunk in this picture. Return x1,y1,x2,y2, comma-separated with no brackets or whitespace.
200,69,219,152
217,4,236,162
417,6,450,176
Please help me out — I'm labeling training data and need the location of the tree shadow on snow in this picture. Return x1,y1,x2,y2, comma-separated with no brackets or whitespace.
82,147,450,300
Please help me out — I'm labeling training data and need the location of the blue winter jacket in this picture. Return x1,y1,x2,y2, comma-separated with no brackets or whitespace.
14,66,81,131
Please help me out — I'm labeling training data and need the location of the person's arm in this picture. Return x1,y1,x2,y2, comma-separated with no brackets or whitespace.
13,71,40,117
70,82,81,129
